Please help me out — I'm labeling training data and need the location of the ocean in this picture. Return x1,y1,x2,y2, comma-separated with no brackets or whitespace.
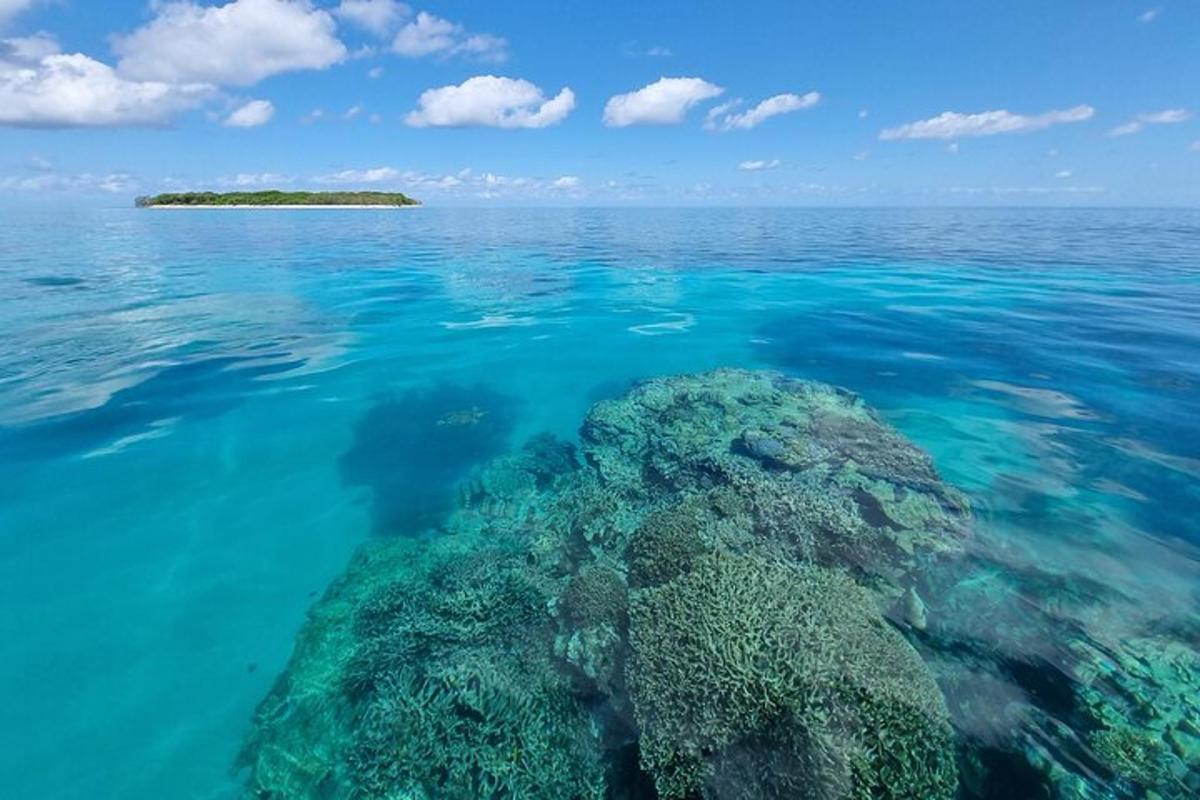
1,207,1197,799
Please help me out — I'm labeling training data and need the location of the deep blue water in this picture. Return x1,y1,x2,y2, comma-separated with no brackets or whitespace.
1,207,1198,798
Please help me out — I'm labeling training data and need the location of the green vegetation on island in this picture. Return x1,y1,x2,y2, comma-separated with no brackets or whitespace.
134,190,420,207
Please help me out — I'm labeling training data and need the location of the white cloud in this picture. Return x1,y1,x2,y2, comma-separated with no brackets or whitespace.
343,104,362,120
1107,108,1192,136
647,45,672,57
0,0,37,28
1,32,57,60
0,170,139,193
302,107,325,124
946,142,959,154
316,166,401,183
368,65,384,79
603,77,723,127
737,159,780,171
113,0,346,87
1138,7,1161,23
219,171,293,186
879,104,1095,140
858,108,869,119
0,40,214,128
392,11,506,62
1055,169,1072,179
405,75,574,128
706,91,819,131
223,98,274,127
369,112,382,124
335,0,408,36
308,166,596,199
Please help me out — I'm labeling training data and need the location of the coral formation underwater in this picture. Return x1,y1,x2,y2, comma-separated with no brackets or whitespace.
239,369,1196,799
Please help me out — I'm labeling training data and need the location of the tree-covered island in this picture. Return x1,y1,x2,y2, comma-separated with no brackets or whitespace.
135,190,420,207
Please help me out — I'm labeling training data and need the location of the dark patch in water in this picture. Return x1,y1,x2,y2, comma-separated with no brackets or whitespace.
585,376,644,407
1002,655,1078,720
852,487,902,529
961,743,1054,799
24,275,86,288
340,382,518,536
0,354,301,461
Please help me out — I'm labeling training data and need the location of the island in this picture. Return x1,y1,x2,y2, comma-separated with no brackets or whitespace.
135,190,420,208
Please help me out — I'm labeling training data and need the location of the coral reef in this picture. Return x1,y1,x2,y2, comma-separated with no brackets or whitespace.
626,504,709,588
580,369,971,596
627,550,958,800
242,369,978,799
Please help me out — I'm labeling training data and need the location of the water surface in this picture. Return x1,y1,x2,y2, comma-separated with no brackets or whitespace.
1,207,1198,798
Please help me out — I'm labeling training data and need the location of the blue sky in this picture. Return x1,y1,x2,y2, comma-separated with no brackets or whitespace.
1,0,1198,205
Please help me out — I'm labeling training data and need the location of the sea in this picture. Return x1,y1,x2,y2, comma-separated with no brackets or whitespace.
1,206,1197,799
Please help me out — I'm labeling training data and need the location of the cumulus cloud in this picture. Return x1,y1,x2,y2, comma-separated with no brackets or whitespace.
405,75,574,128
603,77,723,127
879,104,1095,140
1138,7,1161,23
0,38,214,128
737,159,780,171
392,11,506,62
223,98,274,127
551,175,580,188
706,91,819,131
113,0,346,87
1,32,57,60
1107,108,1192,136
335,0,408,36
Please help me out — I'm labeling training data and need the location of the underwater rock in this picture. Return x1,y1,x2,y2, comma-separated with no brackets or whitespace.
627,550,958,800
902,585,929,631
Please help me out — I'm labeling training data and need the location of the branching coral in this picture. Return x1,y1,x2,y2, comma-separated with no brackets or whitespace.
626,505,709,588
627,550,958,800
350,650,606,799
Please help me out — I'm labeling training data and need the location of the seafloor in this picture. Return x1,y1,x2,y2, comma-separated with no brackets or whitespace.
239,369,1198,799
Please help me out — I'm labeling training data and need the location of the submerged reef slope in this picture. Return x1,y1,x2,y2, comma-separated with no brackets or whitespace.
241,369,980,798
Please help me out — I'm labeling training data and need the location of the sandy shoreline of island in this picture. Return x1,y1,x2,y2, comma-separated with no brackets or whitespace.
146,204,421,209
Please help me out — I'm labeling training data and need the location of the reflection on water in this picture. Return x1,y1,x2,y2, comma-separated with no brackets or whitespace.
0,207,1197,799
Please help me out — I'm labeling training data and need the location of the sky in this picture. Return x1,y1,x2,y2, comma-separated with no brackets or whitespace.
1,0,1198,206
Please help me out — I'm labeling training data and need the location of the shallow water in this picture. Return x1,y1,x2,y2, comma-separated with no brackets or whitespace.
1,207,1198,799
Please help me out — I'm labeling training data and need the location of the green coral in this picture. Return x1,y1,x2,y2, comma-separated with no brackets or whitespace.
626,505,709,588
1089,724,1173,789
580,368,971,594
350,651,605,799
242,372,976,800
560,564,628,628
627,550,957,800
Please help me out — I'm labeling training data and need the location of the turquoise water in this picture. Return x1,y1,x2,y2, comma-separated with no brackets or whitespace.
1,207,1198,798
